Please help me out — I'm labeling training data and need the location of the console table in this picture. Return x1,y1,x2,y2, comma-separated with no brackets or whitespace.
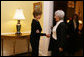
1,33,30,56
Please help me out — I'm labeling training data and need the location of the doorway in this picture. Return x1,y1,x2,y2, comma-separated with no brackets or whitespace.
53,1,75,26
53,1,68,26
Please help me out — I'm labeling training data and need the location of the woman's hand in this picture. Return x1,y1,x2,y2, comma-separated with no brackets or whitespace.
36,30,40,33
59,47,63,52
46,34,50,38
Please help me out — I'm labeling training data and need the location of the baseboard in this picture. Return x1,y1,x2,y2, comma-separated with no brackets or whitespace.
10,52,32,56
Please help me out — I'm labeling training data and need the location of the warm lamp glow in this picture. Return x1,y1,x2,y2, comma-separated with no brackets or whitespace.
79,20,83,24
13,9,25,34
67,20,70,23
13,9,25,20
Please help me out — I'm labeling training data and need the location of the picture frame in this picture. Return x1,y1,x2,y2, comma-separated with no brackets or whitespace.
33,2,42,11
67,1,75,8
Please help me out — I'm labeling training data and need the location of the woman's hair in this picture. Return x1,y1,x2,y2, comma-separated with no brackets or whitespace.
33,10,42,18
55,10,65,19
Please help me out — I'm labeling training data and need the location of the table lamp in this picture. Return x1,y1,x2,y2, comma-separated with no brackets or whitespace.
13,9,25,34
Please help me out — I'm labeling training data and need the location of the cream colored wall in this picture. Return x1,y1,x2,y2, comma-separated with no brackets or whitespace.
1,1,44,56
1,1,44,33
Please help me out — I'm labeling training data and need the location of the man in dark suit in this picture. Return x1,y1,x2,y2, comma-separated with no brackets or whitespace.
68,14,79,37
67,14,79,55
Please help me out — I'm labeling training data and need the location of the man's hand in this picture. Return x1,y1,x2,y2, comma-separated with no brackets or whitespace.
59,47,63,52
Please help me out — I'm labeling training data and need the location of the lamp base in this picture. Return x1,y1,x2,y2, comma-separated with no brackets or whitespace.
16,20,21,35
15,32,22,35
16,32,21,34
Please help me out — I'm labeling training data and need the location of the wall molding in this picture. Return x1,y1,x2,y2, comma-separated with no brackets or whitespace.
39,1,54,56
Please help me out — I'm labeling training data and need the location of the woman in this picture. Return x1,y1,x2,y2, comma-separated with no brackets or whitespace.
51,10,67,56
30,10,50,56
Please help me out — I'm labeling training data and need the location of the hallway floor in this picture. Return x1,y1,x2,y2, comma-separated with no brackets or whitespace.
14,48,83,56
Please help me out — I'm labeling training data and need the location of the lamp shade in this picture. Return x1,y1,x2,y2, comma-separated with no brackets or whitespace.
13,9,25,20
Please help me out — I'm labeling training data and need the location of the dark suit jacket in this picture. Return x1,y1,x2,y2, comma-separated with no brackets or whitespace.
68,20,79,36
49,22,67,51
30,19,46,41
64,20,79,52
56,22,67,48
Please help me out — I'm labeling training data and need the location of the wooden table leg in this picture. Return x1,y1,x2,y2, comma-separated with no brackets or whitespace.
27,39,30,54
13,39,16,56
2,39,3,56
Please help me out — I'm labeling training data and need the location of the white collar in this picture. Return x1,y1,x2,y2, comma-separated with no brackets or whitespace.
56,20,64,24
52,20,64,40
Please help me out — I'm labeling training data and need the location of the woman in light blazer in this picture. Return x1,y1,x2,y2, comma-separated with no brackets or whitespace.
51,10,67,56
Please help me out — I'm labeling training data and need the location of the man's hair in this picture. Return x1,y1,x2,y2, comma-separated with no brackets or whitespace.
72,14,79,22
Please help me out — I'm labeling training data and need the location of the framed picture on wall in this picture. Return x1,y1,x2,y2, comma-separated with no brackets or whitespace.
33,2,42,11
67,1,75,8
